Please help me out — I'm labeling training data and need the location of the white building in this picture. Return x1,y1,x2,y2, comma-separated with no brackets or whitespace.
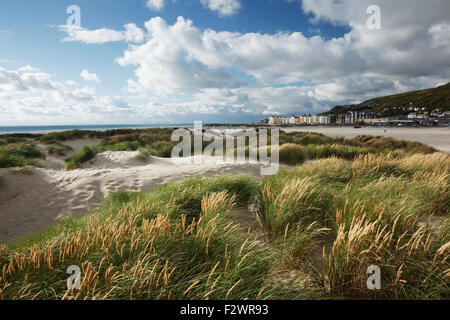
289,116,296,124
268,116,279,125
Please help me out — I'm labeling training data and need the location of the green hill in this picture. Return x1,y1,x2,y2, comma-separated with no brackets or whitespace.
327,82,450,116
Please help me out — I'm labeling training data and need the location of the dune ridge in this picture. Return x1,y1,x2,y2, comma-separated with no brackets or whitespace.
0,151,262,243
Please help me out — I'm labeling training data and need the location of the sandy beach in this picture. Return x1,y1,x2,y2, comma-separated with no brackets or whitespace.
282,127,450,153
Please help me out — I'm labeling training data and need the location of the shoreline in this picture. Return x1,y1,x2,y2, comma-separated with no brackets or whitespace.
0,124,193,135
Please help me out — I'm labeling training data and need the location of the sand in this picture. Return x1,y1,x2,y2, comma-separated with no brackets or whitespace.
281,127,450,153
0,151,263,243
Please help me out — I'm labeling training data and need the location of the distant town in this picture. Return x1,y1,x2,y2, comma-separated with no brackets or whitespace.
262,106,450,127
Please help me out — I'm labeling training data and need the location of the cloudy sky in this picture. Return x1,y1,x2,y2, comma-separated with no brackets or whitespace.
0,0,449,125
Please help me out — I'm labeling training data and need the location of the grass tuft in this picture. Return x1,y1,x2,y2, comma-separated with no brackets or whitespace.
47,143,73,157
65,146,97,170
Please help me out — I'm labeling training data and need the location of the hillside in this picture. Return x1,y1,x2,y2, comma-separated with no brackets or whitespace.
327,82,450,116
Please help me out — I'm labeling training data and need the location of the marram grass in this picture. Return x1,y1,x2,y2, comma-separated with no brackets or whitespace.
261,152,449,299
0,175,292,300
1,153,449,300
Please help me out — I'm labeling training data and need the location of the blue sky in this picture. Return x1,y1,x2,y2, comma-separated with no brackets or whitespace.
0,0,346,97
0,0,449,125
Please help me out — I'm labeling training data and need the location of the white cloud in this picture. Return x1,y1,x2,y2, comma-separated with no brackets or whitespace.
117,17,245,94
80,70,101,83
9,1,450,123
0,66,58,92
116,13,450,100
200,0,241,17
0,65,139,125
59,23,145,44
429,22,450,51
146,0,165,11
145,0,241,16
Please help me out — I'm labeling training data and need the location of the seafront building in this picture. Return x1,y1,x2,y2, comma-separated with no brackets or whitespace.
266,109,449,126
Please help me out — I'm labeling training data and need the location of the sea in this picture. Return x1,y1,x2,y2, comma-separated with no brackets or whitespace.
0,124,193,135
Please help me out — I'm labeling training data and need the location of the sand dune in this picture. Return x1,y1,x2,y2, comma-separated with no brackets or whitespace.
0,152,263,243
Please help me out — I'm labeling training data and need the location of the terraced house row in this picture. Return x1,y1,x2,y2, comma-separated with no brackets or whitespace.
268,110,379,126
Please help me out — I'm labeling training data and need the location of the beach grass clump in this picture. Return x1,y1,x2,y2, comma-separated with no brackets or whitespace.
348,135,437,154
260,152,449,299
137,147,153,161
47,143,74,157
99,130,175,151
327,211,449,299
277,132,435,155
291,132,335,146
94,130,176,156
0,143,44,168
4,143,44,159
40,130,88,144
304,144,371,160
65,146,97,170
98,141,140,152
261,177,333,238
278,143,371,165
0,152,42,168
0,137,27,145
279,144,306,165
137,142,176,159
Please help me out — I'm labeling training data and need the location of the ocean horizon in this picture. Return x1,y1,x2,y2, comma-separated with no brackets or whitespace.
0,124,193,134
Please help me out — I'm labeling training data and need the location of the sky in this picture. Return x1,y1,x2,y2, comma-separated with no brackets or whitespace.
0,0,449,125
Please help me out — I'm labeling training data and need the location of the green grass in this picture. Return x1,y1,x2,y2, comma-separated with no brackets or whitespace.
138,142,177,160
271,131,436,166
0,152,42,168
40,130,88,144
65,146,97,170
349,135,437,154
304,144,371,160
278,142,371,166
261,153,449,299
279,144,306,165
47,143,74,157
4,143,44,159
0,143,44,168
